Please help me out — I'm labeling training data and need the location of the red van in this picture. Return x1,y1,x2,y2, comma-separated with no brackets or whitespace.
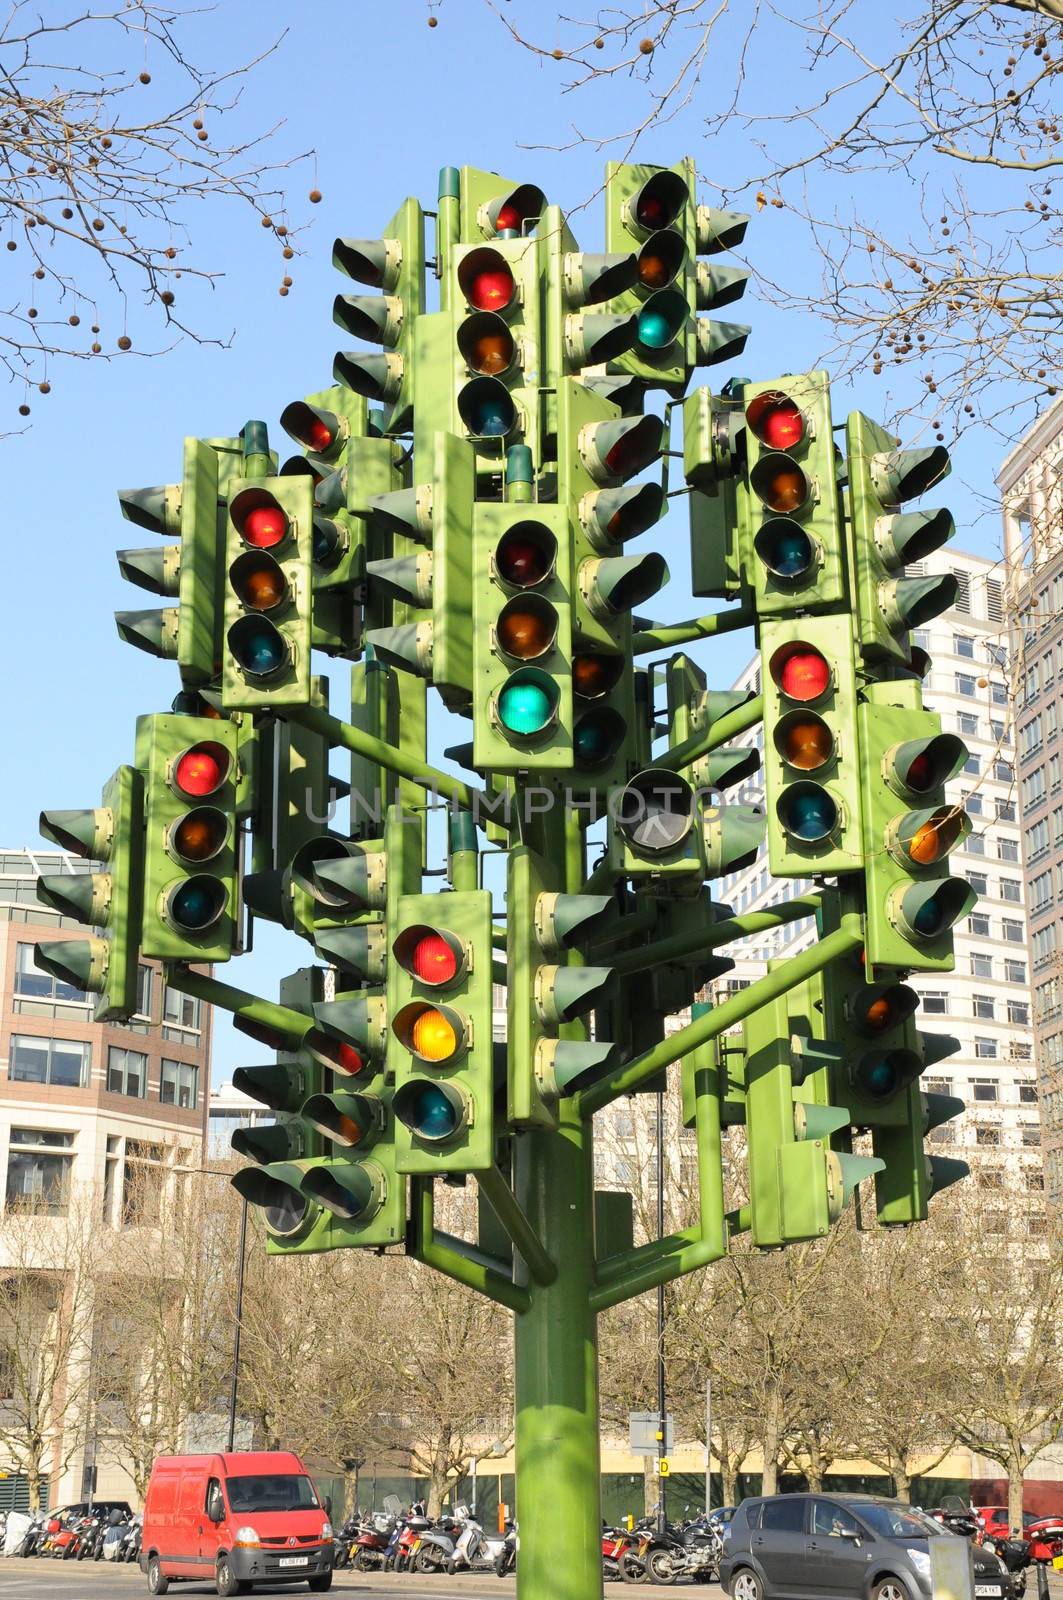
140,1449,333,1595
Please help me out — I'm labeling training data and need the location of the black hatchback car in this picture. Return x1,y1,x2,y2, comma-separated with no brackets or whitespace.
720,1493,1017,1600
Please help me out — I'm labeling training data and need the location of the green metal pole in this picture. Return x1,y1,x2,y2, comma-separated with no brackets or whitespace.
287,702,494,819
609,896,821,977
656,694,763,773
631,606,753,655
579,916,864,1115
164,965,313,1044
513,1100,602,1600
512,804,603,1600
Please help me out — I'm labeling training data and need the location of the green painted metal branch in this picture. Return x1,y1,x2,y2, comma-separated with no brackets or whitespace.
164,964,313,1044
477,1165,557,1286
408,1177,530,1314
287,703,499,823
609,895,821,977
632,606,754,656
581,856,616,897
656,693,763,773
578,915,865,1116
592,1001,727,1311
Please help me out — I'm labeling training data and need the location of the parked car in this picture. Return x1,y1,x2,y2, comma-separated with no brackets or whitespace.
140,1449,333,1596
720,1492,1017,1600
975,1508,1039,1537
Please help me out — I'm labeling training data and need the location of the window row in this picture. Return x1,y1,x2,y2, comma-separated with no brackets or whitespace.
927,1077,1039,1105
970,993,1030,1024
1025,802,1063,862
955,672,1009,709
965,917,1026,949
13,945,201,1029
962,832,1019,862
962,872,1022,903
1020,754,1063,813
7,1036,199,1107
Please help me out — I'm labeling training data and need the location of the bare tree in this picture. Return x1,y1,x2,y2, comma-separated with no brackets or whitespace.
93,1168,234,1499
942,1175,1063,1527
483,0,1063,438
0,1191,100,1509
373,1257,514,1518
0,1,314,421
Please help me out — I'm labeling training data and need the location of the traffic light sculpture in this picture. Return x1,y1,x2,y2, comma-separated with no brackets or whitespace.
34,155,974,1600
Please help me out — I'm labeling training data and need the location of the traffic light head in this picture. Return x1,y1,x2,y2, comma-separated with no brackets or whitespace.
332,197,424,431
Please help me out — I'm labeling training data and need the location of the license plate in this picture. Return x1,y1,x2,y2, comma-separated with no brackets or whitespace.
278,1557,308,1568
975,1586,1001,1596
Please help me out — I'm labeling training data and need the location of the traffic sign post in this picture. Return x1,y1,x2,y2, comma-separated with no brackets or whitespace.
34,155,975,1600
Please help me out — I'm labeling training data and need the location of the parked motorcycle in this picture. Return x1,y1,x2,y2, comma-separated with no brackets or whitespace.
351,1510,396,1571
602,1524,637,1582
448,1513,514,1575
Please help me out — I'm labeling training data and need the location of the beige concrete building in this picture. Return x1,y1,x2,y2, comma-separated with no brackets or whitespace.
999,397,1063,1207
0,846,211,1510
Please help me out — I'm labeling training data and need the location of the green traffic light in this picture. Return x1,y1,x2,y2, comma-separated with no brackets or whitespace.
637,288,687,350
497,669,559,737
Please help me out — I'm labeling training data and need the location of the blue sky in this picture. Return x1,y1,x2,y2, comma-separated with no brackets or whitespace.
2,1,1027,1082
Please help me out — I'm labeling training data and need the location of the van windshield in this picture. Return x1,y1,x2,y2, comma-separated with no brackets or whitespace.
226,1475,320,1513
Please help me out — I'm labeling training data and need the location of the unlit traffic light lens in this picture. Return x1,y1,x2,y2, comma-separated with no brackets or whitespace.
458,376,517,438
171,807,227,863
496,522,556,588
755,521,816,580
174,742,229,798
573,652,623,700
772,644,831,703
231,551,288,611
751,454,810,513
168,874,226,932
396,1081,462,1140
859,1055,901,1100
458,312,516,376
776,712,833,771
496,596,557,660
229,616,289,680
574,708,625,769
637,230,685,289
778,781,838,842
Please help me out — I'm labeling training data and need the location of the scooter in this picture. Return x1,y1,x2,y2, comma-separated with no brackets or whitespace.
351,1511,395,1571
602,1525,636,1582
411,1511,463,1573
448,1513,512,1574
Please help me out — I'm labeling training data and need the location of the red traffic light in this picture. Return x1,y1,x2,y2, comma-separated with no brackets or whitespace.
746,391,807,452
231,487,289,550
770,642,831,703
393,924,468,988
173,741,230,799
279,401,342,458
458,248,516,313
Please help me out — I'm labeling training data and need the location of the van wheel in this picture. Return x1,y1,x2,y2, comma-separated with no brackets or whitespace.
147,1556,170,1595
308,1575,333,1592
216,1555,241,1597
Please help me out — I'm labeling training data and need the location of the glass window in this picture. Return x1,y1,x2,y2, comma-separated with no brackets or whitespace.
996,759,1015,784
953,634,975,659
135,964,153,1019
967,872,988,895
992,681,1009,706
956,673,977,698
911,630,930,653
965,832,986,856
921,992,948,1014
9,1035,90,1089
970,954,993,978
1000,877,1021,902
972,1080,999,1102
1008,1000,1030,1025
1004,959,1027,984
107,1046,147,1098
160,1059,199,1111
975,1037,998,1060
964,754,981,776
1020,1084,1039,1103
1002,918,1025,944
964,791,983,816
762,1498,806,1533
976,1126,1001,1147
958,711,979,737
5,1129,75,1214
14,942,87,1003
999,838,1020,863
1022,1125,1041,1148
995,798,1016,822
811,1502,862,1539
163,988,201,1029
968,913,990,937
986,642,1007,669
972,995,995,1020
